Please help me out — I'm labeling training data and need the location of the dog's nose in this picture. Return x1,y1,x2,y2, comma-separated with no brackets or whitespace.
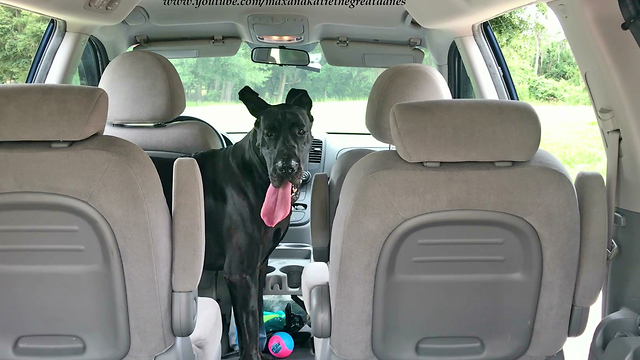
276,159,299,175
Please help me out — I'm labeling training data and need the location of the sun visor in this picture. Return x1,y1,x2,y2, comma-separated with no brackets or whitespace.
133,37,242,58
320,39,424,68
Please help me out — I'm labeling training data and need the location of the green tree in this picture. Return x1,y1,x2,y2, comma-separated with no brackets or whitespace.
171,45,270,104
172,44,383,105
0,6,49,83
489,3,590,105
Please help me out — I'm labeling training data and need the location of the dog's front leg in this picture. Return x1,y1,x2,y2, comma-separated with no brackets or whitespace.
225,272,268,360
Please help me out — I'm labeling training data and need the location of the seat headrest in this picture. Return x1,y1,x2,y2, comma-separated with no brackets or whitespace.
390,100,541,163
366,64,451,144
99,51,186,124
0,85,108,142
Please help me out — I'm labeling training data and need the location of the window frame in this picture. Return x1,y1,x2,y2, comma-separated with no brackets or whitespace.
74,36,109,86
447,41,476,99
619,0,640,48
19,14,65,84
26,19,55,83
479,21,519,100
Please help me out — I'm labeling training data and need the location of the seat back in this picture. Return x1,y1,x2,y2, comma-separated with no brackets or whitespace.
0,85,181,360
311,64,452,262
327,100,606,360
99,51,224,208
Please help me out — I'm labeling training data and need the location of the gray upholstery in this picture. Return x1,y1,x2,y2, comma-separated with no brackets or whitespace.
390,100,541,163
328,150,580,360
172,157,205,293
100,51,224,154
365,64,452,144
0,85,220,360
106,121,225,154
310,173,331,262
302,262,331,352
310,285,332,339
191,297,223,360
99,51,186,124
0,129,174,360
328,149,376,225
305,100,608,360
574,172,608,307
171,158,206,338
100,51,224,214
311,65,452,262
302,262,330,313
0,84,108,141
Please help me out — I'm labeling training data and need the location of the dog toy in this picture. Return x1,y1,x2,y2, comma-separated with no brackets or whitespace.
268,332,294,358
264,311,287,333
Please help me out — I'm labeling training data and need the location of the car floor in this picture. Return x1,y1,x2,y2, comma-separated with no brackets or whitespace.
282,340,315,360
222,340,315,360
563,293,603,360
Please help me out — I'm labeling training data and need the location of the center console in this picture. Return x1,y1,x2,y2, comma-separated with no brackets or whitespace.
266,175,313,295
264,258,310,296
265,135,325,294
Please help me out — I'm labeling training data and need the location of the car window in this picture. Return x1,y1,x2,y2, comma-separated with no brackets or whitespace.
489,3,605,180
71,37,107,87
447,41,476,99
489,5,604,359
0,5,50,84
169,44,436,135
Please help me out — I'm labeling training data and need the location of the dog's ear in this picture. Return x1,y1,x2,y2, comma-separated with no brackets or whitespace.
286,88,313,117
239,86,270,120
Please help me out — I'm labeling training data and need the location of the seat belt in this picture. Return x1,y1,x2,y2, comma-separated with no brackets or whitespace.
585,73,621,261
605,128,621,261
599,107,621,261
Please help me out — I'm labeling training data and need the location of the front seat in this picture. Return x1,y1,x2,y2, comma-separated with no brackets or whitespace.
0,85,221,360
99,50,225,207
311,64,452,261
303,99,607,360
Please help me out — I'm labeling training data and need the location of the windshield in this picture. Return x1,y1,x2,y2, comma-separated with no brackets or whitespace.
170,44,432,135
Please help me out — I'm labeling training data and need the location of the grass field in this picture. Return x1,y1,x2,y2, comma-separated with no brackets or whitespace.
184,101,605,180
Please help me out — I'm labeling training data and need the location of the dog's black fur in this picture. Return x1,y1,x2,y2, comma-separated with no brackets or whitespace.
193,86,314,360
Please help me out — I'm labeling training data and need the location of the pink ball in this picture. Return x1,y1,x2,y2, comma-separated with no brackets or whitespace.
268,332,294,358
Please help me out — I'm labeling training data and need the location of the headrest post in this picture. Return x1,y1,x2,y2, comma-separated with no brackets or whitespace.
494,161,514,167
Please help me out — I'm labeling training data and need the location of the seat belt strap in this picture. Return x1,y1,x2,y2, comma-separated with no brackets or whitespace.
603,120,621,261
583,75,620,261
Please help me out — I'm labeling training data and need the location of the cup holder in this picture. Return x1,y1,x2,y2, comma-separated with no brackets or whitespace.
268,275,283,291
281,265,304,289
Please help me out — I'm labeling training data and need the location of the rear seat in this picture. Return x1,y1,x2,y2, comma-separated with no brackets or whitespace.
311,64,453,261
0,84,222,360
99,50,239,352
99,50,225,208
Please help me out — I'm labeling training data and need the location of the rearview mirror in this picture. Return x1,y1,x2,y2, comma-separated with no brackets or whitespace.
251,47,310,66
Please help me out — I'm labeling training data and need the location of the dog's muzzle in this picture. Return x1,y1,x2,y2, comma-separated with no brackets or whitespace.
272,158,302,199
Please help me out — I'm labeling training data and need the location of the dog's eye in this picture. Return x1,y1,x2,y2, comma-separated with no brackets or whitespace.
297,129,306,136
265,132,274,138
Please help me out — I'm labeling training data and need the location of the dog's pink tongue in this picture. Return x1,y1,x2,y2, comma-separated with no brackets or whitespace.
261,181,292,227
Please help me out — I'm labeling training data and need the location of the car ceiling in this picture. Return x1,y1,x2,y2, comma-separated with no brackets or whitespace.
127,1,424,46
2,0,547,37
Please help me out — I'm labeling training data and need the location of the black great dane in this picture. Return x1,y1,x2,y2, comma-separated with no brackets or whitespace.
193,86,313,360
